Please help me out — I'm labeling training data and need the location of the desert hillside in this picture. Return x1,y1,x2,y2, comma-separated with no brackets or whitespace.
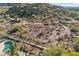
0,3,79,56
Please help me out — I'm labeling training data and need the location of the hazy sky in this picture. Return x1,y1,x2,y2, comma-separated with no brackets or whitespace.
53,3,79,7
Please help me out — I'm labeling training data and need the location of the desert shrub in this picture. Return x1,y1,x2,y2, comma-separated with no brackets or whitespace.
42,44,79,56
0,31,8,38
42,46,65,56
71,28,79,33
75,16,79,20
70,24,79,33
73,38,79,52
74,38,79,46
12,41,19,56
10,24,22,33
15,27,31,40
61,16,70,21
0,19,4,23
63,51,79,56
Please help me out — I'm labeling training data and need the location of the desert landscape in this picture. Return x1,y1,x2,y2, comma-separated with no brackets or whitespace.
0,3,79,56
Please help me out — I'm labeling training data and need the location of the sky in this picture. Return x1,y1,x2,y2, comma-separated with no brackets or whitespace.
53,3,79,7
0,0,79,3
0,0,79,6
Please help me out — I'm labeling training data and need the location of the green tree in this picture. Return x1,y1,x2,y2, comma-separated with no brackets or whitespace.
42,46,65,56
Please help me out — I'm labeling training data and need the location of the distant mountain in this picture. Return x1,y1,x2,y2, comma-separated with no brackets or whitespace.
0,3,19,6
53,3,79,7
